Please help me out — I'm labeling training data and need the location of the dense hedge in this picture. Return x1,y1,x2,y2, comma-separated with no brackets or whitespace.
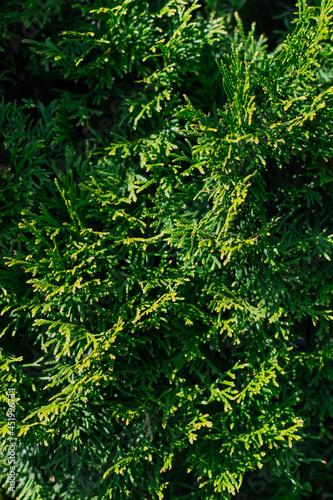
0,1,333,499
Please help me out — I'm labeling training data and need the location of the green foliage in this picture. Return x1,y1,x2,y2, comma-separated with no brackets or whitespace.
0,0,333,499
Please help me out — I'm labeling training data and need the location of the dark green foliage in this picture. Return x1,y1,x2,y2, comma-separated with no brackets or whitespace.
0,0,333,499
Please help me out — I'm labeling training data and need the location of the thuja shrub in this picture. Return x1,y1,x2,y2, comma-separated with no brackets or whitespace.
0,0,333,498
